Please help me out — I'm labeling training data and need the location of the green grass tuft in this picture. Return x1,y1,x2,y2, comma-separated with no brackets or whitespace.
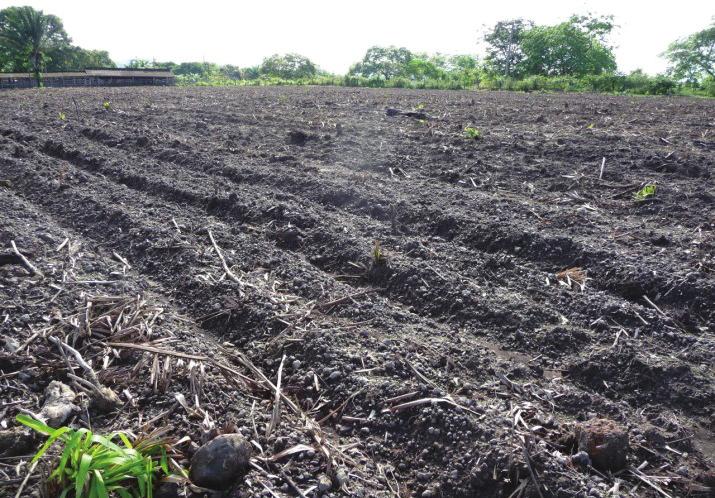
464,127,481,140
17,414,174,498
634,183,657,202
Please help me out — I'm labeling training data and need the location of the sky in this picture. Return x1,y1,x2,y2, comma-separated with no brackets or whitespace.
1,0,713,75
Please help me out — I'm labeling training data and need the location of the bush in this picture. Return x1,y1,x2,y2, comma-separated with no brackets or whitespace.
174,63,712,98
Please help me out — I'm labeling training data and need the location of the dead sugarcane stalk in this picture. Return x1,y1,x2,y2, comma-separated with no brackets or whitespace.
48,336,121,412
265,354,286,438
208,229,242,284
10,240,43,278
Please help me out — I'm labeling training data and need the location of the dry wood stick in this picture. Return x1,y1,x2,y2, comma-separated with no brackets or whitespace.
48,336,100,386
112,251,132,269
14,460,38,498
643,295,668,318
266,354,285,438
522,442,546,498
316,288,378,310
208,230,241,284
107,342,208,361
10,241,43,278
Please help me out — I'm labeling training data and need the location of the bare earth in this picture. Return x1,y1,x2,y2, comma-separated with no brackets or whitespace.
1,86,714,497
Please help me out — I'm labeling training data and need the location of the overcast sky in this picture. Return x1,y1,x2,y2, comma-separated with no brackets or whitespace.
2,0,713,74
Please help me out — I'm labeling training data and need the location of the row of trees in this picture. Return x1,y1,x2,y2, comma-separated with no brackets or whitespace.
1,6,713,91
0,6,114,84
345,15,714,85
126,53,321,81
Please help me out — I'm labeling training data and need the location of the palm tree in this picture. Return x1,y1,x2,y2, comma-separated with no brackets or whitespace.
0,6,67,86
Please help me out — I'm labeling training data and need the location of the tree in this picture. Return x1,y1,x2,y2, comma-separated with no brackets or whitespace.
406,55,445,80
484,19,532,77
663,21,715,81
152,61,178,71
259,53,317,79
519,15,617,77
45,46,114,71
348,46,414,79
0,6,69,85
449,54,479,71
127,58,152,68
220,64,242,80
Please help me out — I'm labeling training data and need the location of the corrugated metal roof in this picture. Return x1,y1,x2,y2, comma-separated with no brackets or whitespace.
85,69,174,77
0,70,174,79
0,72,87,79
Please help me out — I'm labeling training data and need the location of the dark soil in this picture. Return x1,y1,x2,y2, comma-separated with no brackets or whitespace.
1,86,714,497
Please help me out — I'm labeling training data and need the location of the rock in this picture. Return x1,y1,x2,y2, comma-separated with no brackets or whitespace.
643,426,666,449
89,385,122,413
570,450,591,466
0,427,35,457
154,481,181,498
287,130,309,146
333,467,348,488
317,473,332,492
189,434,252,490
577,418,629,471
40,381,79,427
2,336,20,353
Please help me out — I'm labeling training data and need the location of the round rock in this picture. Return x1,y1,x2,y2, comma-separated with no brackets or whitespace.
189,433,252,490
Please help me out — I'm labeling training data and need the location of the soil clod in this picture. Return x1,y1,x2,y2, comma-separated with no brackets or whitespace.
577,418,629,471
189,433,252,490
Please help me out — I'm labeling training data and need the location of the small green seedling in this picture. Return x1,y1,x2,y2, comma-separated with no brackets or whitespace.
415,103,425,110
103,100,111,110
58,112,66,121
464,127,481,140
17,414,175,498
587,123,595,129
634,184,657,201
372,240,386,266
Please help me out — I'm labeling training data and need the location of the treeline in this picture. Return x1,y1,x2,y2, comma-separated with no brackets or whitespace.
139,14,714,97
2,6,713,97
0,6,114,84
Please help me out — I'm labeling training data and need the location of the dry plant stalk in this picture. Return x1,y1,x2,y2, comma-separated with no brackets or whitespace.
555,267,587,291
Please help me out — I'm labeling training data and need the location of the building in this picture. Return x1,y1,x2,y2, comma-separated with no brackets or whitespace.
0,68,175,89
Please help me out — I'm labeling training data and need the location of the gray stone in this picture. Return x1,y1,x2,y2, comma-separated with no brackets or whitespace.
189,434,252,490
0,427,35,457
317,473,332,492
40,381,79,427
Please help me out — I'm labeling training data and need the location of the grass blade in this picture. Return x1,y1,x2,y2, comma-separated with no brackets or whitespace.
75,453,93,497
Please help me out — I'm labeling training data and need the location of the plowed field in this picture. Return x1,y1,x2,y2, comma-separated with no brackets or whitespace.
1,86,714,497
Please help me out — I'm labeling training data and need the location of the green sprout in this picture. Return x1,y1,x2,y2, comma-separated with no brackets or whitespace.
103,100,111,111
464,127,481,140
58,112,66,121
415,103,425,110
634,184,657,202
586,123,595,129
17,414,176,498
372,240,386,266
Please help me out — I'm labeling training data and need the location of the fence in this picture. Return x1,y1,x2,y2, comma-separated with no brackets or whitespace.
0,69,175,89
